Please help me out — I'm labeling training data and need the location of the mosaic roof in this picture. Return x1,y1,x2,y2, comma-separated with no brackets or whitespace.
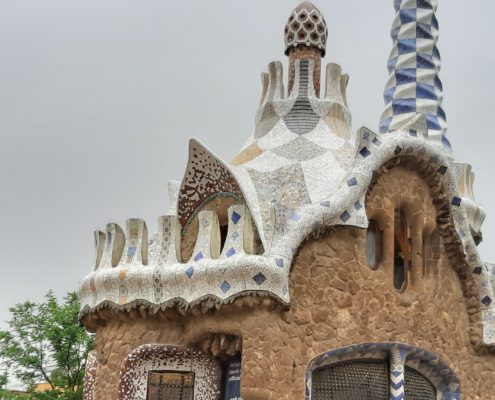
78,1,495,346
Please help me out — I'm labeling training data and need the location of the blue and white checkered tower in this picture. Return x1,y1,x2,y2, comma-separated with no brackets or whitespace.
379,0,451,153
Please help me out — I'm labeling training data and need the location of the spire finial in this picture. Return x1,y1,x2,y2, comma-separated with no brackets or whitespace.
284,2,328,57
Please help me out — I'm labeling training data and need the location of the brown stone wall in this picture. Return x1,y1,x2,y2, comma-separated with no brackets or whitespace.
88,166,495,400
288,47,322,97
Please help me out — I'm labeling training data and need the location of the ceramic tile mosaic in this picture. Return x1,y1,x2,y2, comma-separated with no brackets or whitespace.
78,0,495,347
82,350,97,400
379,0,451,155
117,344,221,400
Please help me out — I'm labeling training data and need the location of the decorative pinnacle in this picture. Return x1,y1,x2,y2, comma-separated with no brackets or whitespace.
284,2,328,56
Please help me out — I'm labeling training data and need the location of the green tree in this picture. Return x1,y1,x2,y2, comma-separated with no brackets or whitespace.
0,292,94,399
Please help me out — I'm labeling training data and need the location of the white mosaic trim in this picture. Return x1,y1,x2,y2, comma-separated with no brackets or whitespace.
118,344,221,400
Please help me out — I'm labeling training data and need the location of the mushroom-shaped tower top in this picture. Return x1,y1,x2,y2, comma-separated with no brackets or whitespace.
284,2,328,56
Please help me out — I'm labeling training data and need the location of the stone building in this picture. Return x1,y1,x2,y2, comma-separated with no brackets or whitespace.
78,1,495,399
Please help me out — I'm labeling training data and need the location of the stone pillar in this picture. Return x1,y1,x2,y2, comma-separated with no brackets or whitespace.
389,346,407,400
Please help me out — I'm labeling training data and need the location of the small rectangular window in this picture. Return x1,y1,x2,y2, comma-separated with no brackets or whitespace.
146,371,194,400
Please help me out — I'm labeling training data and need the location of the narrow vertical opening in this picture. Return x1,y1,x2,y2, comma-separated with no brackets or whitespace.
393,209,410,292
366,220,382,270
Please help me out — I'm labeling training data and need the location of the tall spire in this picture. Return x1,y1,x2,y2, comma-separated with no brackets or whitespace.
379,0,450,152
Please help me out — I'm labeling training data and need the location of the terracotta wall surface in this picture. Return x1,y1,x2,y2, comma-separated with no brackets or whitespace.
288,47,321,97
88,166,495,400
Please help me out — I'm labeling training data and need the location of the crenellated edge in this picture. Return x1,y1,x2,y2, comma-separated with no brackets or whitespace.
81,128,495,346
99,223,125,269
449,162,486,243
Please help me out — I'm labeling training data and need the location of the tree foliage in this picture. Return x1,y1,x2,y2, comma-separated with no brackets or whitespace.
0,292,94,399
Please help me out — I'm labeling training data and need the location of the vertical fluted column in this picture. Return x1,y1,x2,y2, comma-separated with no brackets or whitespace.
380,0,450,151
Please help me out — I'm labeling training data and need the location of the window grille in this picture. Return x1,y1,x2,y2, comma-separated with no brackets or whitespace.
146,371,194,400
311,359,389,400
404,366,436,400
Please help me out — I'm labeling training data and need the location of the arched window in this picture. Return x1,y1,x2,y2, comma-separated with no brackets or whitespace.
366,220,382,270
306,343,460,400
405,366,436,400
312,359,389,399
394,209,410,292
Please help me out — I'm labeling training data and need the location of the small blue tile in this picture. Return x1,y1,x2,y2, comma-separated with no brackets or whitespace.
392,98,416,114
354,201,362,211
290,212,301,222
437,165,447,175
481,296,492,307
372,137,382,146
473,266,483,275
347,177,358,187
320,200,330,207
394,146,403,155
399,8,416,24
409,129,417,137
220,280,231,294
231,211,241,225
359,147,370,157
185,266,194,278
398,38,416,55
194,251,204,262
127,247,136,257
340,211,351,223
226,247,236,257
253,272,267,286
275,258,284,268
451,197,461,207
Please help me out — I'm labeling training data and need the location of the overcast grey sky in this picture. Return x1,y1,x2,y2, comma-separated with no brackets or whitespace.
0,0,493,327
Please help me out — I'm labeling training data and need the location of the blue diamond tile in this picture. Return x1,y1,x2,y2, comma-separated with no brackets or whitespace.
451,197,461,207
127,247,136,257
220,280,231,294
437,165,448,175
320,200,330,207
275,258,284,268
473,266,483,275
372,137,381,146
290,212,301,222
347,177,358,187
185,266,194,278
253,272,267,286
394,145,403,155
231,211,241,225
354,201,362,211
340,211,351,223
194,251,204,262
482,296,492,307
409,129,417,137
226,247,236,257
359,147,370,157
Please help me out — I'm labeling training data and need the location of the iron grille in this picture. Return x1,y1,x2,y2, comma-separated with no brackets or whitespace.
146,371,194,400
311,359,389,400
404,366,436,400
